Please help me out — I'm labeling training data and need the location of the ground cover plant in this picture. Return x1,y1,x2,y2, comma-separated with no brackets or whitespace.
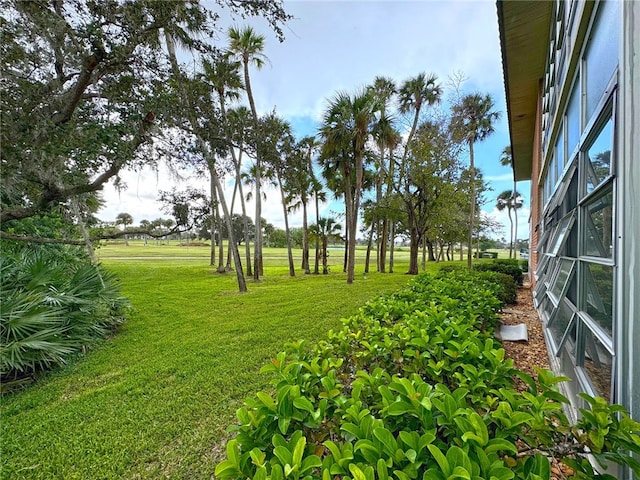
216,270,640,480
0,254,419,479
1,243,127,391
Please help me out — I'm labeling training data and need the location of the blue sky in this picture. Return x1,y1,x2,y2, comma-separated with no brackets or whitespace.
101,0,531,242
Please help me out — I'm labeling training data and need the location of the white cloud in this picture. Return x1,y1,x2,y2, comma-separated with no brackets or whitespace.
485,205,531,243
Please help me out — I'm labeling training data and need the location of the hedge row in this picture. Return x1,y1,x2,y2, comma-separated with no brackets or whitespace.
216,270,639,480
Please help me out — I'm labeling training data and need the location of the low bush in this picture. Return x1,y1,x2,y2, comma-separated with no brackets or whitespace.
216,270,639,480
0,243,128,390
476,271,518,305
474,258,524,285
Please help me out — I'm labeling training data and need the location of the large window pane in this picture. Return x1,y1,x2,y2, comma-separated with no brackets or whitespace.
584,0,619,121
582,330,612,402
548,212,575,255
550,258,575,301
584,263,614,335
566,74,581,158
584,190,613,258
549,297,576,348
585,118,613,195
556,128,565,179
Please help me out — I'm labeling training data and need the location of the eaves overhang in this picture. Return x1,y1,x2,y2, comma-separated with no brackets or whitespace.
497,0,552,182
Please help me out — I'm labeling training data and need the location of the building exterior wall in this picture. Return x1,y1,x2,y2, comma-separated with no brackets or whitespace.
527,2,638,476
617,0,640,433
529,80,543,283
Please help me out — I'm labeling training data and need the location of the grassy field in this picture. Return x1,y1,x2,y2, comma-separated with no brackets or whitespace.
1,244,450,479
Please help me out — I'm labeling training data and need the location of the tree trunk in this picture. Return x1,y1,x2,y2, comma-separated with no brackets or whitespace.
241,58,263,280
421,236,427,270
237,151,252,277
278,174,295,277
343,209,349,274
322,238,329,274
379,219,388,273
427,240,436,262
389,222,395,273
507,206,514,259
220,92,250,277
217,208,225,273
467,139,476,269
408,227,420,275
302,198,310,274
212,169,247,292
513,203,518,260
165,31,247,291
313,192,320,275
364,222,374,274
210,176,217,266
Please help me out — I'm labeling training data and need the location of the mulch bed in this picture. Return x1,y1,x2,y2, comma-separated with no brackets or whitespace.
499,284,579,480
498,282,551,388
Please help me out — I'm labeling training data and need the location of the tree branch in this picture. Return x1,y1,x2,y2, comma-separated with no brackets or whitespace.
0,225,193,246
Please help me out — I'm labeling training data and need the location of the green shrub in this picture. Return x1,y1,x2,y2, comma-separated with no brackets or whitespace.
216,270,640,480
477,271,518,304
475,258,524,285
519,259,529,272
0,243,128,390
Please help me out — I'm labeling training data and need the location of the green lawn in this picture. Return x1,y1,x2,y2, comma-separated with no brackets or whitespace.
1,248,447,479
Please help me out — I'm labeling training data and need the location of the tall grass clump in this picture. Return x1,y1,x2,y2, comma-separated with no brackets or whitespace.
0,242,128,390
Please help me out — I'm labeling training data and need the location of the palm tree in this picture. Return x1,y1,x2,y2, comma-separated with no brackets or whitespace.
309,217,342,274
164,29,247,292
319,90,377,284
451,93,500,268
202,53,244,270
368,77,397,272
228,26,267,280
299,135,323,274
496,189,523,258
397,73,442,274
286,145,317,275
227,106,254,276
260,114,297,277
499,146,520,257
398,73,442,163
115,212,133,246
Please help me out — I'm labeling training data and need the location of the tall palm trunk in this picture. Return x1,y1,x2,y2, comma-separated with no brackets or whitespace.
364,222,374,274
347,152,364,284
313,194,320,274
311,161,321,275
376,147,384,272
322,237,329,274
218,95,248,274
513,179,518,258
242,57,263,279
234,148,252,276
210,177,217,266
379,219,388,273
389,222,396,273
507,205,514,259
407,215,420,275
301,197,310,274
165,31,246,292
467,139,476,269
277,174,295,277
